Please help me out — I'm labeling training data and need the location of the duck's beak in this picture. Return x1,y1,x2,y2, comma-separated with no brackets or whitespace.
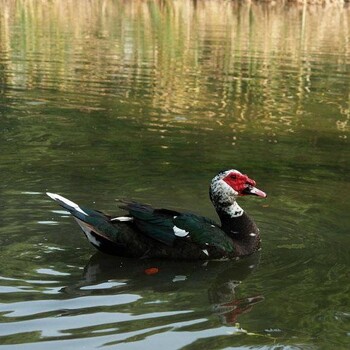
242,185,267,198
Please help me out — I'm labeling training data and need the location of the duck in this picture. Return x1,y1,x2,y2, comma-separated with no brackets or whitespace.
46,169,267,260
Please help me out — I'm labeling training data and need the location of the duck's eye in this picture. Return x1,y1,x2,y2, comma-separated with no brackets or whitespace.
230,175,237,179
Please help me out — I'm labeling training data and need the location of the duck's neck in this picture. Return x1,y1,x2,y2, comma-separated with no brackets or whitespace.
215,201,261,256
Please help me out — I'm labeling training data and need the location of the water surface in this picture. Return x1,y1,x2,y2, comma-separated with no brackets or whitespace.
0,1,349,349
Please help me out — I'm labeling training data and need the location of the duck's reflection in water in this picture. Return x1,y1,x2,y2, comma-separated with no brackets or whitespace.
63,252,264,325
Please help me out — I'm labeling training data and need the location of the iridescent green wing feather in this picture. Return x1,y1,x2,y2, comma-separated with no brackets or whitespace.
173,213,235,254
121,202,179,246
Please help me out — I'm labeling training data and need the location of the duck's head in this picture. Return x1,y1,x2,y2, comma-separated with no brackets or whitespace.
210,169,266,208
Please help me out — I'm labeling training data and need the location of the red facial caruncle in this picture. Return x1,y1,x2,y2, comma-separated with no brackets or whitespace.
223,171,266,198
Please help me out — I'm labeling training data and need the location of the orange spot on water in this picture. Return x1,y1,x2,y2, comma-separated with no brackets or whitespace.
144,267,159,275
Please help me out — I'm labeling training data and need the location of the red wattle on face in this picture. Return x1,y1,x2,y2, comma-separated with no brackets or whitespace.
223,172,255,193
223,171,266,197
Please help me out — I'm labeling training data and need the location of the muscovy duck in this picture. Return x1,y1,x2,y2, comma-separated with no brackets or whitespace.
46,169,266,260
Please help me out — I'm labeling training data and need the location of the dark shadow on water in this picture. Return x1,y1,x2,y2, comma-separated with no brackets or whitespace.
63,253,264,325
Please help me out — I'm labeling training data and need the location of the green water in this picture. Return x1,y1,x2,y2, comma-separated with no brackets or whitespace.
0,1,349,348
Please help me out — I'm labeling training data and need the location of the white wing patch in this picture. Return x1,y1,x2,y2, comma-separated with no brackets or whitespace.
202,249,209,256
46,192,88,215
173,225,189,237
111,216,133,222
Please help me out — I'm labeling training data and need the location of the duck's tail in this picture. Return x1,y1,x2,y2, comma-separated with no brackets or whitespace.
46,192,90,218
46,192,127,255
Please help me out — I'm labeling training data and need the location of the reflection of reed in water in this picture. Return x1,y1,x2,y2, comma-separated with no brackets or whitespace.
0,0,348,132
